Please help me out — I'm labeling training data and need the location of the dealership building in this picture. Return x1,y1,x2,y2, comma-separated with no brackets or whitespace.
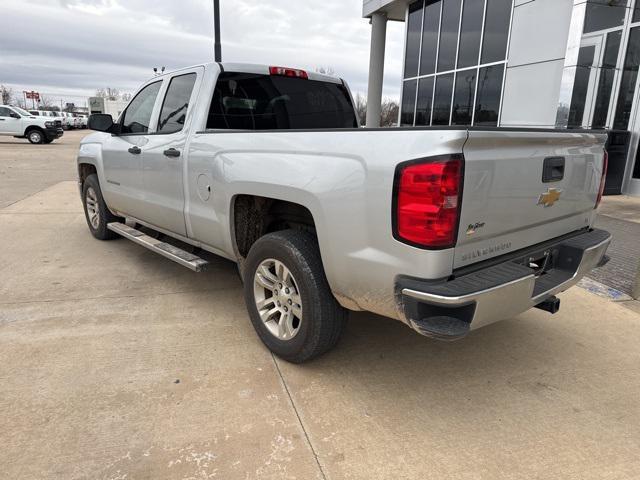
363,0,640,196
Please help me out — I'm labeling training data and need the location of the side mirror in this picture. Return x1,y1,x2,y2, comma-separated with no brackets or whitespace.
88,114,118,133
10,113,20,119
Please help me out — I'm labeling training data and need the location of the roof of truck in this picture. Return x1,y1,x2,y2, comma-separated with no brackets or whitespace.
152,62,343,85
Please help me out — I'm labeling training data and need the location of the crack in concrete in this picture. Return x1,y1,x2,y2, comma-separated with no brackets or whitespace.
271,353,328,480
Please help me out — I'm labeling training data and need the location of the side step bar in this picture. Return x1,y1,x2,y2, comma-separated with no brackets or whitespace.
107,222,209,272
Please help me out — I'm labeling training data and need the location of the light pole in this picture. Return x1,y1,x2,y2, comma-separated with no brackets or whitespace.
213,0,222,62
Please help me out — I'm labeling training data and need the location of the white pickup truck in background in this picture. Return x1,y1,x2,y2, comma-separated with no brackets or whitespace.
0,105,64,144
77,63,611,363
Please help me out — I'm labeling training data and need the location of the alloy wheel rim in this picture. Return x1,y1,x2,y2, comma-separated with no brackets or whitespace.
253,259,303,341
85,187,100,229
30,132,42,143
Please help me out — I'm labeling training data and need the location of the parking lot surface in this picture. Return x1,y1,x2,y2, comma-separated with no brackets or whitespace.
1,132,640,479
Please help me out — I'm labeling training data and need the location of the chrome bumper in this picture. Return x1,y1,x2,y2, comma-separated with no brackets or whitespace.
400,229,611,338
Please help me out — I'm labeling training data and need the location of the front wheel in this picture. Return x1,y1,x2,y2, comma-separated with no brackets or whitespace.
26,129,44,144
81,174,121,240
243,230,347,363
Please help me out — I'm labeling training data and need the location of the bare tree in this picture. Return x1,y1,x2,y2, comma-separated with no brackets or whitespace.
38,95,54,108
95,87,121,100
121,93,132,102
354,93,367,125
380,98,400,127
1,85,14,104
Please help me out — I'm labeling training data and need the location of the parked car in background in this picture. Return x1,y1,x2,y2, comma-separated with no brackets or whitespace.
77,62,611,363
29,110,66,125
0,105,63,144
59,112,75,130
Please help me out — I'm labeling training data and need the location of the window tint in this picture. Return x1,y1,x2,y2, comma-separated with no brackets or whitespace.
121,81,162,134
584,1,626,34
401,79,418,126
568,46,596,128
452,70,476,125
207,73,358,130
458,0,484,69
614,28,640,129
592,31,622,129
420,0,441,76
0,107,13,117
432,73,454,124
474,64,504,126
481,0,511,64
405,1,423,78
438,0,462,72
415,77,435,125
157,73,197,134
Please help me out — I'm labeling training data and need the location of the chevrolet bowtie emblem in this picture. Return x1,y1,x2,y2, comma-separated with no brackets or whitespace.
537,188,562,207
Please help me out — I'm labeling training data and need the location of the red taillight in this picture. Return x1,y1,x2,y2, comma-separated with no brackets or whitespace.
595,150,608,209
394,156,463,248
269,66,309,79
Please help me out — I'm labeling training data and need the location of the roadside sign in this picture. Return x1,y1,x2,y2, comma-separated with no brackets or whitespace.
24,91,40,101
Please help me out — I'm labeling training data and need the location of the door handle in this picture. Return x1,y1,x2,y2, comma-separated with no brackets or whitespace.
163,148,181,158
128,146,141,155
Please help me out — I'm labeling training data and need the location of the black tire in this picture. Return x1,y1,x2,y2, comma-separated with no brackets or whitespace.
243,230,347,363
43,138,54,144
26,129,44,144
81,174,121,240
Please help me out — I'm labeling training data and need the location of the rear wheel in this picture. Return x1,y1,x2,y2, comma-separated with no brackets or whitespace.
243,230,347,363
26,129,44,144
81,174,121,240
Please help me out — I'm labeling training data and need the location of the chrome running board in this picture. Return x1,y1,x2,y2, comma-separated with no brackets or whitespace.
107,222,209,272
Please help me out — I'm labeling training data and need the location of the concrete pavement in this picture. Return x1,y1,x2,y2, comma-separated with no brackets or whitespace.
1,133,640,479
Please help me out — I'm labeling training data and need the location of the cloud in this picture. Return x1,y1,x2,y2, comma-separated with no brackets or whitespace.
1,0,404,105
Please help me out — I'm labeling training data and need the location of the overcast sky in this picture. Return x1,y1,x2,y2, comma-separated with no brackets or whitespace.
1,0,404,107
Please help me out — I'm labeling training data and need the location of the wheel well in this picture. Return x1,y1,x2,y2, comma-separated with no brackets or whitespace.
78,163,97,185
233,195,316,258
24,125,45,136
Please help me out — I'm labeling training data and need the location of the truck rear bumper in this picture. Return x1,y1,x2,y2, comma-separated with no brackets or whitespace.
398,229,611,340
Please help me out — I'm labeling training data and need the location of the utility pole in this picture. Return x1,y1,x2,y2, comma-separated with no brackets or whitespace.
213,0,222,62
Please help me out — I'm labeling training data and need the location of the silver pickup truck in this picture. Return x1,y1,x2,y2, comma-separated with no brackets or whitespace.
78,62,611,363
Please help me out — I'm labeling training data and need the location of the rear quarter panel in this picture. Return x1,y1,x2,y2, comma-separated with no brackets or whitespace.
187,129,468,319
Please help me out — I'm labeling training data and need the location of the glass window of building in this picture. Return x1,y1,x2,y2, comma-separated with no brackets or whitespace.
458,0,484,69
401,80,418,126
415,77,435,125
438,0,462,72
592,31,622,129
481,0,512,64
432,73,455,125
400,0,512,127
404,2,423,79
567,46,596,128
614,28,640,130
452,70,477,124
474,65,504,125
584,0,627,34
420,1,441,76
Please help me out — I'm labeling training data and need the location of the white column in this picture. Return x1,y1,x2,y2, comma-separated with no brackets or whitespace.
366,12,388,128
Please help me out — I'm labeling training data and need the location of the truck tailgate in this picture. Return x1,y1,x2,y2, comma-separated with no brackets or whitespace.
455,130,607,269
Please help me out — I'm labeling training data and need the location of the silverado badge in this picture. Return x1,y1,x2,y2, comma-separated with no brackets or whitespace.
537,188,562,208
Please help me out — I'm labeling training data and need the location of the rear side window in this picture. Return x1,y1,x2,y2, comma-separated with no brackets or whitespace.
157,73,197,134
207,72,358,130
121,81,162,134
